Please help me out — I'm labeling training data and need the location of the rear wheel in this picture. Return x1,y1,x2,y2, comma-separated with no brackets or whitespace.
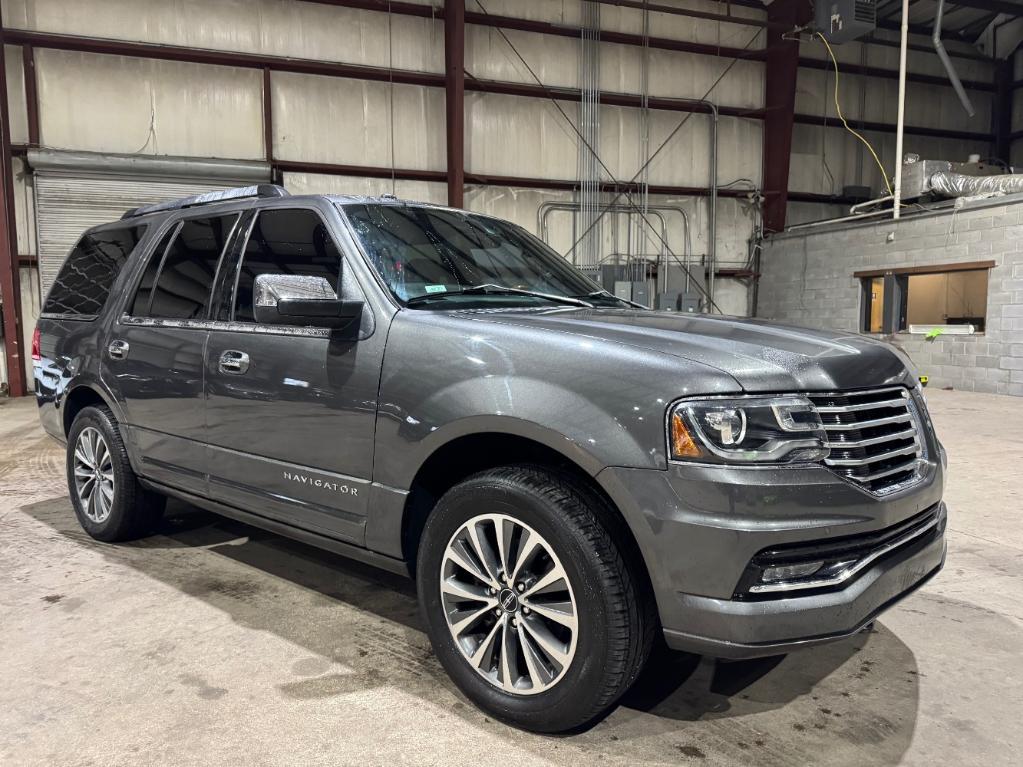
66,405,165,542
417,466,655,732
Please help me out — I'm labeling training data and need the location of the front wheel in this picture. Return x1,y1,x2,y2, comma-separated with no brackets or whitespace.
417,466,655,732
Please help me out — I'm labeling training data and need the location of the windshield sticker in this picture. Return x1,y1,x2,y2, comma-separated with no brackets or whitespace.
424,285,448,294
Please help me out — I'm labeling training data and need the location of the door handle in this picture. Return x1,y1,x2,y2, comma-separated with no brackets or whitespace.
107,339,130,360
219,350,250,375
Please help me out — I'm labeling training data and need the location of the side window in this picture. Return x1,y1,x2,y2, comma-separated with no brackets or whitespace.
129,225,177,316
43,225,147,317
135,215,238,320
231,208,342,322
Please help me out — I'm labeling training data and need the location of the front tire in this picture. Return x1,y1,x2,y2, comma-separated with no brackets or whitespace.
66,405,165,542
417,466,655,732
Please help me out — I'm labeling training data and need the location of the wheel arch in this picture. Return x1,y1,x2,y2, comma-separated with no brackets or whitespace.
397,430,654,604
62,384,116,436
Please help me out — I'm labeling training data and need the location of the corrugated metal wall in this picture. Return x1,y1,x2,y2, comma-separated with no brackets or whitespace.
1,0,771,321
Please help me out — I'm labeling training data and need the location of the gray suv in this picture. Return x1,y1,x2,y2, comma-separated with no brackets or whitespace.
33,185,947,732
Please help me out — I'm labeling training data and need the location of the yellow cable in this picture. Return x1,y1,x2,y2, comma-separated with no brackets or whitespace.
817,33,894,198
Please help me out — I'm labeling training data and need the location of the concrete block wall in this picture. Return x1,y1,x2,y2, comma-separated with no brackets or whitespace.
756,196,1023,396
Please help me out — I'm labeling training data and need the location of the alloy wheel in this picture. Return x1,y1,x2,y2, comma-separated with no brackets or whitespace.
73,426,115,524
440,513,578,695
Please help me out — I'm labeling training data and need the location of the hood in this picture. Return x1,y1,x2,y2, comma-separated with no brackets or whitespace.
456,308,915,393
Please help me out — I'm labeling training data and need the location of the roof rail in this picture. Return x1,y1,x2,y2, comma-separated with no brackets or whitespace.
121,184,289,219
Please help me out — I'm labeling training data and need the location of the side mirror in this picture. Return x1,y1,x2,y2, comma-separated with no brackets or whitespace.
253,274,363,328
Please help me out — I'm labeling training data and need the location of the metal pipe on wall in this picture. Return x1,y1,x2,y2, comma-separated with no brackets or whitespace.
705,101,718,311
932,0,976,119
538,201,695,299
893,0,909,220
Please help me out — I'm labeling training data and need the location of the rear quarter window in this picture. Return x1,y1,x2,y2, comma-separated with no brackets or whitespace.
43,225,147,318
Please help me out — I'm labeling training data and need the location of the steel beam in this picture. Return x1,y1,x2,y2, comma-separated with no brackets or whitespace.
444,0,465,208
22,45,39,146
793,112,993,141
0,24,26,396
762,0,811,233
273,158,753,198
935,0,1023,15
464,10,766,62
798,54,994,92
262,68,273,164
1,29,447,87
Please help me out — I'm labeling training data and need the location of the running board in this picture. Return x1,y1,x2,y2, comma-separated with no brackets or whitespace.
140,478,412,579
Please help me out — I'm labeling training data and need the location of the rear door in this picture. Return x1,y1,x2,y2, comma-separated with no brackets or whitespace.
204,202,384,543
107,212,243,495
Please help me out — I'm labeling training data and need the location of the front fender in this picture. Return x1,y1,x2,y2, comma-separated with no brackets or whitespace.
374,376,651,490
373,310,742,491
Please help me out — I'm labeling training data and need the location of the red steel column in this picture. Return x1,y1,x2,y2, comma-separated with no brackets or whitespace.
761,0,812,234
0,28,26,397
444,0,465,208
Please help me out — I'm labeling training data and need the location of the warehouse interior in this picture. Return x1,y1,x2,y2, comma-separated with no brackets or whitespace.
1,0,1022,764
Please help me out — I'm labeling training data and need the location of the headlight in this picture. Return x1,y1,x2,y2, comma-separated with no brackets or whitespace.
668,396,830,464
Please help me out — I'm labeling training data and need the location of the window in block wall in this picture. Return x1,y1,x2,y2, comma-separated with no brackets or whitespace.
857,263,992,334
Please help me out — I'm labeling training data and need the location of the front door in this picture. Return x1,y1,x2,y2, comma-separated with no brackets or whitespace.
204,203,384,544
107,212,242,495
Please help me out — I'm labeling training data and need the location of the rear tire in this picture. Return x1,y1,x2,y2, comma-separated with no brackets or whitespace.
66,405,165,542
417,465,655,732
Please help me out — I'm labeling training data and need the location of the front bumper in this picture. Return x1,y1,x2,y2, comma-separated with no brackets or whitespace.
597,458,946,659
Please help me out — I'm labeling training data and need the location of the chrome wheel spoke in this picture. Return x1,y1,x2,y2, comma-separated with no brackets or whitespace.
469,617,504,670
522,599,577,631
495,516,513,580
446,541,499,589
499,616,517,691
466,522,501,584
518,622,555,690
441,576,491,602
73,427,114,524
520,614,570,667
440,513,577,696
509,531,540,584
97,448,111,476
74,445,92,468
450,600,499,635
522,563,569,599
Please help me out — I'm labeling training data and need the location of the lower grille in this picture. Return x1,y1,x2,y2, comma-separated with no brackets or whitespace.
808,387,925,495
734,504,945,599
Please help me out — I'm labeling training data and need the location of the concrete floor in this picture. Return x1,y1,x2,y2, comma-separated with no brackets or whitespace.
0,390,1020,766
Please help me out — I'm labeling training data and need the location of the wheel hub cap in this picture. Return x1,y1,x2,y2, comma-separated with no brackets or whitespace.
440,513,578,695
498,588,519,613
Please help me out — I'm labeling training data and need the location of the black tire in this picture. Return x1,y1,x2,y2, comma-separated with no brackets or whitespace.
66,405,165,542
417,465,656,732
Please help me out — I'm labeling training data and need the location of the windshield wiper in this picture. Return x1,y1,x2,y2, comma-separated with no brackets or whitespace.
573,289,647,309
406,284,592,308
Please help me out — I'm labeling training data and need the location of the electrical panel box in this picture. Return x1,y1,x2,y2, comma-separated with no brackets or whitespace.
815,0,876,44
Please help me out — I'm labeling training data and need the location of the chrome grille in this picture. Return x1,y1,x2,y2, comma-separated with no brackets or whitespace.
808,387,925,494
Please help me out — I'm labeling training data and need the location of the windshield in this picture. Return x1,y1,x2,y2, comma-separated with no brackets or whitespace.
341,203,612,306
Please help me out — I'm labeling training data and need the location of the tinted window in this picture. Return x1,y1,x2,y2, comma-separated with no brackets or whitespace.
129,225,177,316
43,226,146,316
144,215,238,320
231,209,341,322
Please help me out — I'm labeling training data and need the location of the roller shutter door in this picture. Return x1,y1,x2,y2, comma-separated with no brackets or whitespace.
35,173,251,296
